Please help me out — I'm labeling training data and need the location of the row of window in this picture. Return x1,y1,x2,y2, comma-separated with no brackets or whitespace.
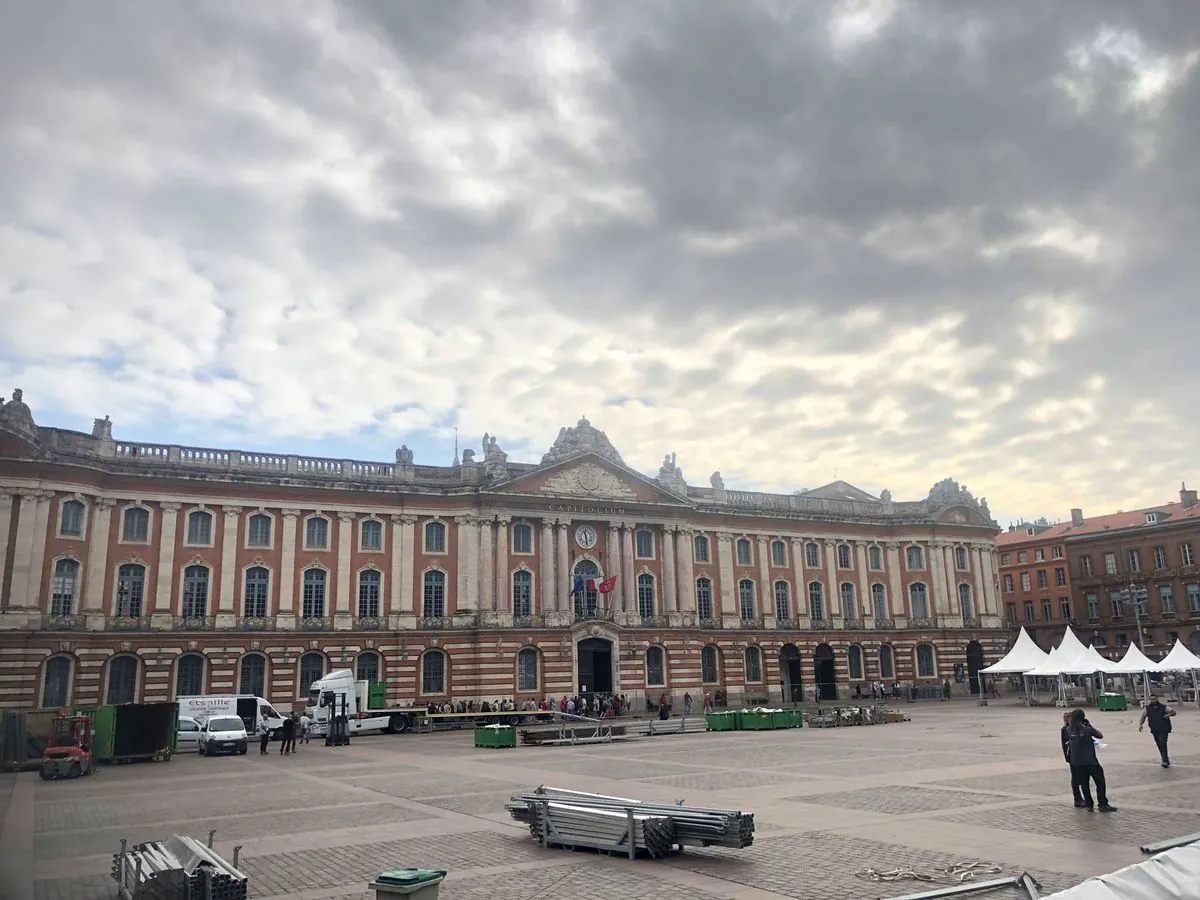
48,556,978,623
1008,583,1200,625
1080,544,1196,577
1002,568,1068,593
1001,546,1065,566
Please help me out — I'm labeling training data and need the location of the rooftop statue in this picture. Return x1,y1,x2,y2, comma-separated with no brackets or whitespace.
541,416,624,465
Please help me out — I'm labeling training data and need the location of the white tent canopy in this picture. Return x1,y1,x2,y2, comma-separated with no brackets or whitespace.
1157,639,1200,672
1022,627,1094,677
980,627,1048,674
1109,643,1161,674
1056,644,1119,676
1043,840,1200,899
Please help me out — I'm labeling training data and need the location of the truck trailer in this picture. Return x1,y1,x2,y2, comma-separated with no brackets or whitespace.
81,702,178,764
305,670,425,737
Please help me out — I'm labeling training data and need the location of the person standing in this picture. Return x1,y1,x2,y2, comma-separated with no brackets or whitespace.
298,711,311,745
279,713,296,755
1139,694,1176,768
1066,708,1116,812
683,692,693,715
1061,712,1085,807
257,713,271,755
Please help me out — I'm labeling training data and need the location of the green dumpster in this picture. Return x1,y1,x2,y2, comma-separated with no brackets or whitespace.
474,725,517,748
741,711,770,731
1097,693,1127,712
771,710,792,729
705,712,735,731
371,869,447,899
790,709,804,728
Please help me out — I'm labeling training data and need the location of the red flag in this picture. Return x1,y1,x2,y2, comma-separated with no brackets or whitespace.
598,576,617,594
585,579,597,592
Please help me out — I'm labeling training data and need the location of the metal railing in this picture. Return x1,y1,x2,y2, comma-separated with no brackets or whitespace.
354,616,383,631
241,615,275,631
109,615,151,631
907,617,937,629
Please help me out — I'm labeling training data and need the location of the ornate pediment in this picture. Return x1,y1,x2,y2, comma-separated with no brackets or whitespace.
541,463,638,500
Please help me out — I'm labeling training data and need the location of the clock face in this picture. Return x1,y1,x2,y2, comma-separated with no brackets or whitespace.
575,525,598,550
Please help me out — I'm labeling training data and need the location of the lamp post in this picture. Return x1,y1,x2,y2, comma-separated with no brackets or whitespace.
1121,582,1149,651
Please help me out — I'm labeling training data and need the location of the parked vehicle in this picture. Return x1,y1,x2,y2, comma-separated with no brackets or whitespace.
305,670,425,737
176,715,201,753
198,716,248,756
177,695,285,737
39,716,97,780
81,703,177,764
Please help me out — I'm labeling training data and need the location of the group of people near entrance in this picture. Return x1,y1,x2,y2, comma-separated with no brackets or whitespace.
1059,694,1176,812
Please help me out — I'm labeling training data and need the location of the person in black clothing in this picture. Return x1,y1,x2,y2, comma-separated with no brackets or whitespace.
1061,712,1084,807
1138,694,1176,768
1066,708,1115,812
279,713,296,755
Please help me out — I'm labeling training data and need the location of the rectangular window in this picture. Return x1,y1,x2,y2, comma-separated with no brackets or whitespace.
1186,583,1200,613
1153,546,1168,569
1109,590,1123,617
247,515,272,548
1017,551,1028,565
1085,592,1099,619
837,545,852,569
1041,599,1052,621
1023,601,1034,623
736,540,752,566
696,579,713,620
1059,598,1071,620
1020,573,1031,591
306,517,329,550
1036,570,1048,589
1104,553,1118,575
1159,585,1174,614
1182,543,1195,567
868,546,883,570
1055,567,1066,587
186,513,212,546
517,651,538,691
1116,633,1129,648
1052,545,1064,560
1003,574,1013,593
1034,549,1044,562
1005,603,1017,626
1001,553,1011,566
635,530,654,559
906,546,924,570
357,572,381,618
360,520,383,552
771,541,787,567
1081,555,1093,577
805,543,820,567
694,536,710,563
1127,549,1141,572
512,524,533,554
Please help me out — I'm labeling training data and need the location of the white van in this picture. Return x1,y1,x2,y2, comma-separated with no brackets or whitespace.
177,696,285,737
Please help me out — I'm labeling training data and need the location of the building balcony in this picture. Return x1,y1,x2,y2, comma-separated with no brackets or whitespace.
698,616,720,629
41,613,87,631
775,618,800,630
962,617,982,629
354,616,383,631
511,614,545,628
740,617,764,630
417,616,448,630
1162,611,1177,620
842,617,864,630
174,615,215,631
810,618,833,630
241,615,276,631
907,617,937,630
875,617,896,630
109,615,151,631
1189,609,1200,620
298,615,334,631
573,609,615,624
639,615,669,628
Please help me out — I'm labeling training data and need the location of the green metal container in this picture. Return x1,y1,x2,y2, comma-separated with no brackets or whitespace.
1097,693,1127,712
474,726,516,749
705,712,734,731
79,703,178,763
368,682,388,710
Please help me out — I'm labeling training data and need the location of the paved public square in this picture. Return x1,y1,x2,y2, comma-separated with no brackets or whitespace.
5,701,1200,900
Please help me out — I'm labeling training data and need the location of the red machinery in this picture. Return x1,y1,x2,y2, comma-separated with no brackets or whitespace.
39,715,96,780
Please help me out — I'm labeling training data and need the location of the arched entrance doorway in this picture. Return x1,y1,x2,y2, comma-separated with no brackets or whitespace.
573,559,601,619
577,637,613,695
813,643,836,700
966,641,985,695
779,644,803,703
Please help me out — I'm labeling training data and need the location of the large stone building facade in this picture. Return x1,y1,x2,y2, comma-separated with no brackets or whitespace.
0,390,1006,713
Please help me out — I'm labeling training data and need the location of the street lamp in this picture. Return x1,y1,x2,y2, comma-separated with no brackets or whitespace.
1120,582,1149,651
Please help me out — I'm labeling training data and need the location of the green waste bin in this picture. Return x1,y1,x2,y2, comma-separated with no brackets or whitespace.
474,725,516,748
1097,693,1128,712
371,869,447,900
705,712,734,731
741,711,769,731
770,711,791,730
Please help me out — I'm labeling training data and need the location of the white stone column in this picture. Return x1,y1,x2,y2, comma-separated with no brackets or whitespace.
395,514,416,616
335,513,354,617
607,522,622,611
970,546,986,620
823,539,840,618
620,523,635,612
540,520,556,612
886,542,904,616
755,536,771,618
27,492,52,612
494,516,510,611
980,547,998,615
217,507,241,616
4,493,40,609
675,528,692,612
278,510,300,619
479,517,495,611
154,503,180,613
929,542,947,617
790,537,806,619
557,520,572,612
855,543,870,621
83,499,114,612
662,526,678,613
0,493,12,611
716,533,736,616
456,515,479,613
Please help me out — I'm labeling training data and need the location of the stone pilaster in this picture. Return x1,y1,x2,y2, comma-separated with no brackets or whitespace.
494,516,510,612
981,547,999,615
0,493,12,612
823,539,840,618
620,523,635,613
154,503,180,615
540,520,556,612
855,542,870,621
27,492,52,612
886,542,904,617
335,513,354,625
456,515,479,612
479,517,495,611
662,525,678,612
970,545,986,619
83,499,114,615
790,537,806,618
394,514,417,621
929,541,947,616
218,507,241,616
278,509,300,625
4,493,40,610
675,528,693,612
556,519,572,612
716,532,735,617
756,536,770,618
607,522,622,610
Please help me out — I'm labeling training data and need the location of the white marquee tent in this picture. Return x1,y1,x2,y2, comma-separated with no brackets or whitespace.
1109,643,1161,674
979,627,1049,674
1157,639,1200,672
1023,627,1091,677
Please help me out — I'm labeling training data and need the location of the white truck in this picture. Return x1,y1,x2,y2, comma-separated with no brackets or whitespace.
304,669,424,737
177,695,286,737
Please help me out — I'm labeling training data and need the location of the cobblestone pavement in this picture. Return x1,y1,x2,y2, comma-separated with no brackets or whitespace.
9,702,1200,900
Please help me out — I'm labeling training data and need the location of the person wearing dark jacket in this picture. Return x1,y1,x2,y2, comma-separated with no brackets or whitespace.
1061,712,1084,807
1138,694,1176,768
1066,708,1115,812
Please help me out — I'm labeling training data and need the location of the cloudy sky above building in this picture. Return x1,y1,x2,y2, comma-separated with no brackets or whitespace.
2,0,1197,524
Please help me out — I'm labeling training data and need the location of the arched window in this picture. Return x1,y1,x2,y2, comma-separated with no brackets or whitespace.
872,584,888,621
186,510,213,545
360,520,383,552
909,583,930,619
512,523,533,554
422,570,445,618
906,545,925,570
176,653,204,697
736,538,752,565
41,656,72,708
959,583,973,620
635,529,654,559
645,645,666,687
422,650,447,694
122,506,150,543
60,500,85,538
743,646,763,682
106,655,138,705
916,643,936,678
738,579,756,620
116,564,145,616
847,645,864,680
694,534,710,563
357,570,381,618
837,544,852,569
573,559,600,618
356,651,381,683
808,582,825,620
637,573,656,619
696,577,713,619
804,542,820,567
512,570,533,617
701,645,720,683
879,644,895,680
247,513,272,548
243,566,269,618
840,582,856,619
51,559,79,616
955,546,969,570
305,516,329,550
302,568,326,618
424,520,446,554
239,653,266,696
299,652,325,695
771,540,787,567
182,565,210,619
517,647,539,692
774,581,791,621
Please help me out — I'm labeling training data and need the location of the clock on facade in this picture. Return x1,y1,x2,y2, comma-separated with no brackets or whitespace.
575,525,598,549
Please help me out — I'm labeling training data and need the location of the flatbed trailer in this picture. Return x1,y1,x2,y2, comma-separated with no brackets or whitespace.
417,710,557,732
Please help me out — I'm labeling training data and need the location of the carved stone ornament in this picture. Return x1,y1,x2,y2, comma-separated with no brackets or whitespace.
251,641,261,650
188,641,199,650
541,417,624,466
120,641,132,652
58,641,72,652
309,640,319,649
588,624,601,637
542,463,637,500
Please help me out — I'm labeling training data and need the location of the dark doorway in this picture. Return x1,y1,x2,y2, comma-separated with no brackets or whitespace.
577,637,613,695
813,643,836,700
779,644,803,703
966,641,985,695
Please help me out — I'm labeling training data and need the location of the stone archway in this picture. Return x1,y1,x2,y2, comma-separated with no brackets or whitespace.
779,644,803,703
813,643,836,700
576,636,614,695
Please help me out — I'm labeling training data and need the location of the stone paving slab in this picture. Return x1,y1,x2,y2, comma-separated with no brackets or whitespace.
930,801,1200,847
786,784,1015,814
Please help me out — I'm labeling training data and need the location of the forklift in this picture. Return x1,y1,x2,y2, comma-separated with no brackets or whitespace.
40,715,97,780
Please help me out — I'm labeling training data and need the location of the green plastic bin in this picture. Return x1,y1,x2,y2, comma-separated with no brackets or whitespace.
741,711,769,731
705,712,735,731
1097,693,1127,712
474,725,516,749
371,869,446,899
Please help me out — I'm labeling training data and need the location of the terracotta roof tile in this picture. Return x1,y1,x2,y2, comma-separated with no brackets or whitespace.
998,501,1200,546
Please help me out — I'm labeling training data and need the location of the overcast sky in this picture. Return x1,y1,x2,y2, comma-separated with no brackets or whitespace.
2,1,1197,525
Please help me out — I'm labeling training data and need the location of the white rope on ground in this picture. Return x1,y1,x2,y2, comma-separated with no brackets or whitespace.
855,862,1005,884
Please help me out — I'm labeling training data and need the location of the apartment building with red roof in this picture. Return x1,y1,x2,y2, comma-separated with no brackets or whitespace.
997,519,1075,650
